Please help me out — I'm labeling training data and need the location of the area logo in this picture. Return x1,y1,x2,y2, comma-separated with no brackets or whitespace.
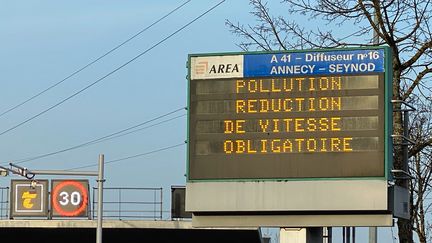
195,61,208,75
191,55,243,80
195,61,239,75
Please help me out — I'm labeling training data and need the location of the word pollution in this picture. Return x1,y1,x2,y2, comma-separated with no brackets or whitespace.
236,77,342,93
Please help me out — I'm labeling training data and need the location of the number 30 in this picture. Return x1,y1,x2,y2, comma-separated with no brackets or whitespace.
59,191,81,206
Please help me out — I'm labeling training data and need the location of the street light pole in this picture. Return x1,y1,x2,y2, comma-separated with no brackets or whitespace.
369,8,379,243
97,154,105,243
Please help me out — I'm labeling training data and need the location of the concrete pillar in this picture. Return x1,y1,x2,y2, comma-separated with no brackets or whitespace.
280,228,323,243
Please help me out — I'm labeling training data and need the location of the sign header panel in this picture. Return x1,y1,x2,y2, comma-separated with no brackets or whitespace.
188,47,391,181
243,49,384,77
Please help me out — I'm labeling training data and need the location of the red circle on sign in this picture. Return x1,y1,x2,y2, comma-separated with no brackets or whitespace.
52,180,88,217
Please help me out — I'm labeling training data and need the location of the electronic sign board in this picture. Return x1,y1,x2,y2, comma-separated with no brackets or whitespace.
10,180,49,218
188,47,392,180
51,179,89,217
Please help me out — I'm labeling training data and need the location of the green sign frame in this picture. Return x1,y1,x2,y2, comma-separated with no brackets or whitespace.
187,46,393,182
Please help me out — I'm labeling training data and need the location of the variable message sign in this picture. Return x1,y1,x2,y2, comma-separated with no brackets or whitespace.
10,180,49,218
188,47,392,180
186,47,395,227
51,179,89,217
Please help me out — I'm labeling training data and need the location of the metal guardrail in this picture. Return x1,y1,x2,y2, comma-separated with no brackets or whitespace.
92,187,163,220
0,186,163,220
0,187,9,219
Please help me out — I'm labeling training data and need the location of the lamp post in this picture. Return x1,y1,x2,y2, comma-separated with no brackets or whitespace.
96,154,104,243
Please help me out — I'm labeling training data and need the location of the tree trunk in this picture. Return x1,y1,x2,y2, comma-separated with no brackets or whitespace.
392,68,414,243
398,219,414,242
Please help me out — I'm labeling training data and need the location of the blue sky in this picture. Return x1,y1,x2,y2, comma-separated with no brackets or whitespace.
0,1,401,242
0,0,244,183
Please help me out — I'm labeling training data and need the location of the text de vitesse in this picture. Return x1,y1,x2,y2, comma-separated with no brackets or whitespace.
224,117,341,133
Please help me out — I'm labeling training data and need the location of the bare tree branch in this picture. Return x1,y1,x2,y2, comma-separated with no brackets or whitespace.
403,67,432,100
401,40,432,70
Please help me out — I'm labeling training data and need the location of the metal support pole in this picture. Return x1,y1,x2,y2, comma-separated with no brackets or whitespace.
346,227,351,243
373,14,379,44
343,227,346,243
96,154,105,243
352,227,355,243
403,111,409,188
369,226,377,243
369,7,380,239
118,188,121,220
92,188,96,219
160,187,163,220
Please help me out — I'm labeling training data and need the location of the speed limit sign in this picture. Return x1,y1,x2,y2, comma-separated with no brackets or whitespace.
51,180,89,217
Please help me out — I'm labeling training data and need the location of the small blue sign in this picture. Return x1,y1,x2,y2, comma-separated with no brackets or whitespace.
244,49,384,77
